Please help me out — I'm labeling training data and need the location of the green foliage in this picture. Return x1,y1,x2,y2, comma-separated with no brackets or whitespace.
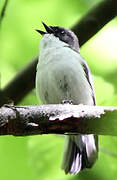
28,135,67,180
93,75,115,105
1,0,117,179
0,136,36,180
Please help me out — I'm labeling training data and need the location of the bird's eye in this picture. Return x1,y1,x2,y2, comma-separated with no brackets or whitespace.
61,31,65,35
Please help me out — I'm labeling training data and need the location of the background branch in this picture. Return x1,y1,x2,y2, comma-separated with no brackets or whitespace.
72,0,117,46
0,57,38,106
0,0,117,106
0,104,117,136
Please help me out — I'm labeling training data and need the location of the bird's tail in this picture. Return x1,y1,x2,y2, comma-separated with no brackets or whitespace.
61,134,98,174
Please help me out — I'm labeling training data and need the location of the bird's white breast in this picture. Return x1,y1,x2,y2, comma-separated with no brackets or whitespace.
36,34,93,105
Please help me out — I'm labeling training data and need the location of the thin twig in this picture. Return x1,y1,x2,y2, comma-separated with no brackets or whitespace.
0,0,9,27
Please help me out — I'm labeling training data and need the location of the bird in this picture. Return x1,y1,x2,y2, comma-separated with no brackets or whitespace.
35,22,98,174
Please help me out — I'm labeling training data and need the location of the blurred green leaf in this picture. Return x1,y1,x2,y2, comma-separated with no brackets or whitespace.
28,135,69,180
0,136,36,180
81,20,117,89
93,75,115,106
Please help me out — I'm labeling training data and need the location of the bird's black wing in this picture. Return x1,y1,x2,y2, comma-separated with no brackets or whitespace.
81,59,96,105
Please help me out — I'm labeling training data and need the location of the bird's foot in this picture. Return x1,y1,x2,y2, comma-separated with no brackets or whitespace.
61,99,73,104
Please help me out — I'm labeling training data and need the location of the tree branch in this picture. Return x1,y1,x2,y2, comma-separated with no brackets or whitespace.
0,57,38,106
0,104,117,136
72,0,117,46
1,0,117,106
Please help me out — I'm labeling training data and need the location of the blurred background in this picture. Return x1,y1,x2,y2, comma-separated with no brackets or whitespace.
0,0,117,179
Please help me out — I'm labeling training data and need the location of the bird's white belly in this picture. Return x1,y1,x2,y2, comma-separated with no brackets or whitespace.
36,47,93,105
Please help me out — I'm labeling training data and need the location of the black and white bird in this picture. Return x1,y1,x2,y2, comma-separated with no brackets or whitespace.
36,22,98,174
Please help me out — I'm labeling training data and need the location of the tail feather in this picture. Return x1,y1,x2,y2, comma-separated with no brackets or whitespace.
70,147,82,174
62,135,98,174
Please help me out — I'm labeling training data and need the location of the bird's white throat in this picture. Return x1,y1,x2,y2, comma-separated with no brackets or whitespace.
40,34,69,51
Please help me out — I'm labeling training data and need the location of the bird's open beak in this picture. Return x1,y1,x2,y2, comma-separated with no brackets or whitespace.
36,22,54,35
